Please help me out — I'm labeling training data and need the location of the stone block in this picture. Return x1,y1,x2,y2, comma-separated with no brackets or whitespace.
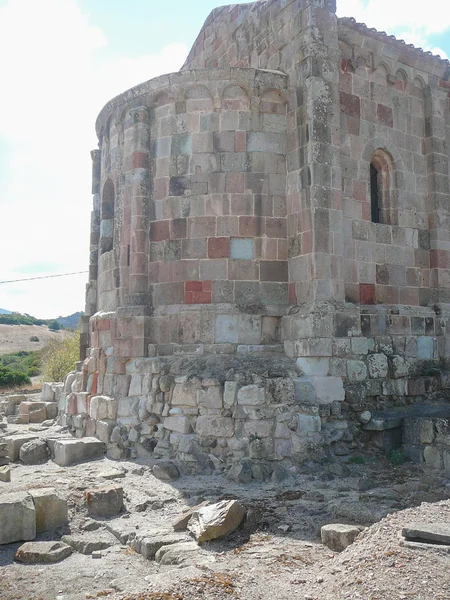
347,360,368,382
117,397,140,418
41,382,56,402
172,380,202,406
223,381,238,407
197,386,223,408
0,492,36,545
297,414,321,435
293,378,316,404
45,402,58,420
237,385,266,406
96,420,116,444
15,541,72,563
417,337,434,360
215,315,238,343
76,392,90,414
230,237,254,260
6,435,39,462
129,374,143,396
196,416,234,438
296,357,330,376
164,416,192,434
29,488,68,533
89,396,118,421
351,337,369,355
187,499,246,543
391,356,409,379
321,524,360,552
53,438,105,467
86,485,123,517
312,376,345,403
367,354,388,378
423,445,443,470
20,439,48,465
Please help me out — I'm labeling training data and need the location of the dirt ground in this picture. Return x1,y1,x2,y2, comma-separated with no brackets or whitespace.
2,416,450,600
0,324,69,356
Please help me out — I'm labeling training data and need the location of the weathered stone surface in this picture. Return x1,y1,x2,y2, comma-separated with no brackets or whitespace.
15,541,72,563
172,501,210,531
53,438,105,466
20,439,48,465
89,395,118,421
132,531,189,559
402,523,450,545
153,461,180,481
164,415,192,434
5,434,38,462
196,416,234,437
187,499,246,543
0,465,11,482
321,524,361,552
155,541,205,565
29,488,68,533
237,385,266,406
86,485,123,517
62,531,118,554
0,492,36,544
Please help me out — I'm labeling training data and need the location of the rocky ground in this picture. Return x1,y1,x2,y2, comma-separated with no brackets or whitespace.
1,419,450,600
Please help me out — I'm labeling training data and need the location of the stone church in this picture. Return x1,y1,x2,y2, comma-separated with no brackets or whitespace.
64,0,450,471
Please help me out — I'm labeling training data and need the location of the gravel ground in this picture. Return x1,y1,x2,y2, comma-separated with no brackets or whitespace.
1,423,450,600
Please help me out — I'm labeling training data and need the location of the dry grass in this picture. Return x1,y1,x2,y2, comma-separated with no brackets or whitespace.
0,324,68,355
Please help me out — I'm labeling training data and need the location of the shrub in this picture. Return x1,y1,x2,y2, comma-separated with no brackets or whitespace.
0,364,30,388
41,330,80,382
388,448,408,465
48,320,61,331
348,455,365,464
30,336,40,342
0,350,41,378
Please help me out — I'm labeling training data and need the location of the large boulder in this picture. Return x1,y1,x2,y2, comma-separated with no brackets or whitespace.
5,434,38,462
187,500,246,543
0,492,36,545
85,485,123,517
29,488,68,532
20,439,49,465
321,523,361,552
15,541,72,563
152,461,180,481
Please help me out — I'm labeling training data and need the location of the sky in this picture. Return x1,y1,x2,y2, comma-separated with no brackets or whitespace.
0,0,448,319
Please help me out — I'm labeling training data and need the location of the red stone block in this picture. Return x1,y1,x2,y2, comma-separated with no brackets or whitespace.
377,104,394,128
185,290,211,304
91,373,98,396
150,220,170,242
235,131,246,152
202,280,212,292
360,283,376,305
264,217,287,238
430,249,450,269
340,91,361,118
239,216,260,237
96,319,111,331
302,230,313,254
153,177,169,200
208,236,230,258
185,281,202,292
133,151,149,169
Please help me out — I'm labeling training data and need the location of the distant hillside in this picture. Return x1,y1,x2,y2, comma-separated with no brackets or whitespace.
0,308,12,314
56,312,83,329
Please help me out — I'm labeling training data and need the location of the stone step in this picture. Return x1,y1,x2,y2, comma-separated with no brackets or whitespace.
53,437,105,467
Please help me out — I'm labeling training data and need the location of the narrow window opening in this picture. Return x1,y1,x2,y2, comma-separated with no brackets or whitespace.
370,163,380,223
127,245,131,267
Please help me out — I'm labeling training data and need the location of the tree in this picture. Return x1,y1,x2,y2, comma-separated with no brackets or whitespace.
41,330,80,382
0,365,30,389
48,320,61,331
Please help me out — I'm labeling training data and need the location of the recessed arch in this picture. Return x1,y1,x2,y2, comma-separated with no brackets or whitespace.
374,62,390,86
185,85,213,112
260,88,287,115
222,84,250,110
369,148,396,225
101,179,115,220
394,69,408,92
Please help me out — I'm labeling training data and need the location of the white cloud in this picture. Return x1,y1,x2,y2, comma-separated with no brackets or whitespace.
0,0,187,318
337,0,449,57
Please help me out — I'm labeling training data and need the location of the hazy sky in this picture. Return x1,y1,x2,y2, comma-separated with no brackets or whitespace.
0,0,448,318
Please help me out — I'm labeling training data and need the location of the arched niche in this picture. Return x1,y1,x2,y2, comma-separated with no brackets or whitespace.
260,88,287,115
185,85,213,112
222,84,250,110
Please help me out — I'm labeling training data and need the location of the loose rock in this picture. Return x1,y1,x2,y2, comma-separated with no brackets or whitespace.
187,499,246,543
321,523,361,551
15,541,72,563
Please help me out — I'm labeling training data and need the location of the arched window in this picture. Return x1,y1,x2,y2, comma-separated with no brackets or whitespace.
369,149,395,225
101,178,115,220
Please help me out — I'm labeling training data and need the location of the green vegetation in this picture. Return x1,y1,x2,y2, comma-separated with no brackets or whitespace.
0,350,42,378
388,448,408,465
41,330,80,382
48,320,61,331
0,312,48,326
0,364,30,388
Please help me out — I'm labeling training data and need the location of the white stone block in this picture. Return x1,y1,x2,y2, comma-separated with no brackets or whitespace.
237,385,266,406
89,396,118,421
196,416,234,438
172,380,201,406
0,492,36,545
197,386,223,408
129,374,143,396
163,416,192,434
312,376,345,403
223,381,238,407
28,488,68,533
53,438,105,467
296,357,330,376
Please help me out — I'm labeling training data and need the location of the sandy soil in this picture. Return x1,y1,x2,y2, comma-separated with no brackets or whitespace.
1,417,450,600
0,324,69,355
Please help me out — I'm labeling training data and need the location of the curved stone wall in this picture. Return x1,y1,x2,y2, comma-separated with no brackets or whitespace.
92,68,289,353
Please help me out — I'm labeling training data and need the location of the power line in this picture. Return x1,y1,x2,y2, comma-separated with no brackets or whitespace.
0,271,88,285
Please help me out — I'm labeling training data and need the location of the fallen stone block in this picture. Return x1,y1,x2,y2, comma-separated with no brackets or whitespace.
152,461,180,481
402,523,450,545
5,434,38,462
45,403,58,420
321,523,361,552
172,501,210,531
61,531,118,555
15,541,72,563
86,485,123,517
19,402,47,423
41,382,56,402
53,437,105,466
7,414,29,425
132,531,189,559
187,500,246,543
20,439,49,465
29,488,68,533
0,465,11,482
155,541,203,565
0,492,36,544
